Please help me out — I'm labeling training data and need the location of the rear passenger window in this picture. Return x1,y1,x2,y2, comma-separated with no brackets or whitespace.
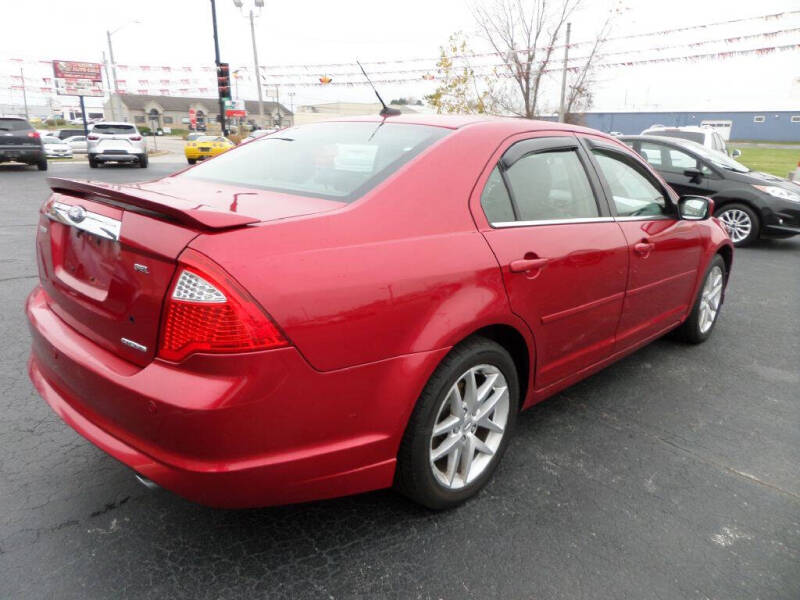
480,167,515,223
592,151,669,218
505,150,598,221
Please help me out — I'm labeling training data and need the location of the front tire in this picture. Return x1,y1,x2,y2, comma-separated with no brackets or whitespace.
395,336,519,510
716,203,759,247
673,255,726,344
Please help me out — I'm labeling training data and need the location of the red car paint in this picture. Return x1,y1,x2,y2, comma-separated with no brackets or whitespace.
27,116,733,507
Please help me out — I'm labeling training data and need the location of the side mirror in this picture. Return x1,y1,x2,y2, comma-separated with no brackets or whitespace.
678,196,714,220
683,167,703,181
731,149,742,158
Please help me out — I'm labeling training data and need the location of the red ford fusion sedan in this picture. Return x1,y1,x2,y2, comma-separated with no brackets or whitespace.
27,115,733,509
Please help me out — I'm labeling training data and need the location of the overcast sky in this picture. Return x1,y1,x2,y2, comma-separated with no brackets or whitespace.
2,0,798,113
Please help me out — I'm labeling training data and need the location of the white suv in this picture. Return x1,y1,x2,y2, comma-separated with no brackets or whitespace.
640,125,739,158
87,122,148,168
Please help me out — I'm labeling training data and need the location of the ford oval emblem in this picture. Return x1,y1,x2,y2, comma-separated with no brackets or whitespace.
68,205,87,223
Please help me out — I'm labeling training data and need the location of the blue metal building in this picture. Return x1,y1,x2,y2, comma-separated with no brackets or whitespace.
577,111,800,142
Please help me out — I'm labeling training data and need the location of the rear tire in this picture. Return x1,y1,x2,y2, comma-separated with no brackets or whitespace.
394,336,519,510
716,203,759,247
88,155,98,168
672,254,726,344
138,154,148,168
187,158,197,165
36,158,48,171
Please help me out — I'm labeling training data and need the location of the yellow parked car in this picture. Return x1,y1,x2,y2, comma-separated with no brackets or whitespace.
184,135,234,164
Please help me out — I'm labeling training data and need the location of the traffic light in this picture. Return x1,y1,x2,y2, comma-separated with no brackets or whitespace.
217,62,231,100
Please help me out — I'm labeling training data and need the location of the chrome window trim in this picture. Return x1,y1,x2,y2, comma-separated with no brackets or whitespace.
490,215,677,227
491,217,614,228
46,200,121,242
614,215,674,222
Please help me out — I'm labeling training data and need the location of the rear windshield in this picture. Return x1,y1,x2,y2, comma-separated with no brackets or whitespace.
181,121,451,202
93,124,136,134
647,130,705,144
0,118,30,132
42,137,61,144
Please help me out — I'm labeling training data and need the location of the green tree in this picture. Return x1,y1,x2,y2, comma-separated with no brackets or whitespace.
425,33,497,115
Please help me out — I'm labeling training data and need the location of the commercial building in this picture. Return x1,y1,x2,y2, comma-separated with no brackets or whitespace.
103,94,292,130
578,110,800,142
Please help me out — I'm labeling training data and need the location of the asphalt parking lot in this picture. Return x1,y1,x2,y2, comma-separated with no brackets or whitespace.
1,161,798,599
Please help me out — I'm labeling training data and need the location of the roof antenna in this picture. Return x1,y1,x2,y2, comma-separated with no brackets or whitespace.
357,60,401,118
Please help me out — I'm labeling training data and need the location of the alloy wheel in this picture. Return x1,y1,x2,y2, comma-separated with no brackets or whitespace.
699,265,724,334
718,209,752,244
429,364,509,490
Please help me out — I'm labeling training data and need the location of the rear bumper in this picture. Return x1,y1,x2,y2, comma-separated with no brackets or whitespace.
185,150,216,160
92,152,140,162
26,286,447,507
0,147,43,162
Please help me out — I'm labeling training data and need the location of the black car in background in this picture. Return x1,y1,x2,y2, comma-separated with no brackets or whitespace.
621,135,800,246
0,117,47,170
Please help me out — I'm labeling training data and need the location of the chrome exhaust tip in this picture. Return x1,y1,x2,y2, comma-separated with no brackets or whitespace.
134,473,159,490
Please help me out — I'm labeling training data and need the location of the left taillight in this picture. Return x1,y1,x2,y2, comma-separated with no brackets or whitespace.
129,135,142,141
158,249,288,362
27,131,40,139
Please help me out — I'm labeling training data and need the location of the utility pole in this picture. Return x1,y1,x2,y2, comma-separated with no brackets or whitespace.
288,91,295,125
20,67,29,120
210,0,228,135
558,22,571,123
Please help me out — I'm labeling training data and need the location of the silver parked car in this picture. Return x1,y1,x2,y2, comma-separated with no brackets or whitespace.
41,136,73,159
62,135,88,154
87,122,147,168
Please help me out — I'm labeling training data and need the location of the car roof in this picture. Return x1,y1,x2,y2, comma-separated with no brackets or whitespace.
643,125,710,133
324,113,605,137
619,134,702,150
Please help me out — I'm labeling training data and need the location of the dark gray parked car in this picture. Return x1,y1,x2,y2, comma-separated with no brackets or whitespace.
0,117,47,170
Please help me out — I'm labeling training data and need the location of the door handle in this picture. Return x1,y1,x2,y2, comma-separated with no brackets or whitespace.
509,257,550,273
633,241,655,256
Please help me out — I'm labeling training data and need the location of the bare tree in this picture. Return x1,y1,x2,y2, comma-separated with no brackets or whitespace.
472,0,579,118
427,0,616,118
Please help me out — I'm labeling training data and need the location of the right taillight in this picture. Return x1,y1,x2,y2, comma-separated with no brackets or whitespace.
87,135,98,140
158,249,288,362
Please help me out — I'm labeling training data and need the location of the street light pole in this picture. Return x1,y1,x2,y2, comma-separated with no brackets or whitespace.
20,67,29,120
106,21,140,122
106,29,120,120
249,9,266,126
102,51,114,120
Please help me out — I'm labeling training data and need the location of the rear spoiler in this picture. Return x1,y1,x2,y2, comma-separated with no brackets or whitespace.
47,177,260,230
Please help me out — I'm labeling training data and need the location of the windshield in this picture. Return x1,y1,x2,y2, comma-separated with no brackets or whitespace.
670,138,750,173
646,130,705,144
181,121,451,202
93,124,136,135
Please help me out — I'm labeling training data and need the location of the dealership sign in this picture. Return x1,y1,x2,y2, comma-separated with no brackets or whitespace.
52,60,103,97
225,99,246,117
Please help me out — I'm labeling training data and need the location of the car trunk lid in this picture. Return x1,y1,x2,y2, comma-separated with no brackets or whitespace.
37,178,342,366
